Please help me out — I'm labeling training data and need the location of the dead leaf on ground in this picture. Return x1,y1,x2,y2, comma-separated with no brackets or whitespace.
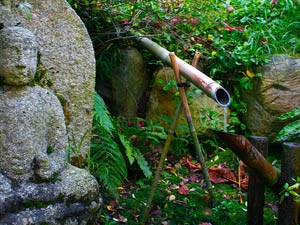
181,157,202,172
208,166,237,184
178,184,190,195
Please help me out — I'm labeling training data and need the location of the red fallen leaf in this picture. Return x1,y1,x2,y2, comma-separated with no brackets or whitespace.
223,193,231,200
199,223,212,225
178,184,190,195
208,166,237,184
154,21,161,29
181,158,202,172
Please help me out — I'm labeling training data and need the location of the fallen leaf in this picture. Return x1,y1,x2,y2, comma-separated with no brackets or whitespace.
181,157,202,172
178,184,190,195
208,167,237,184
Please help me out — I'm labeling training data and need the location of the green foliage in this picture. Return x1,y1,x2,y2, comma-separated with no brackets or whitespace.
67,0,300,134
91,92,128,197
17,1,32,22
279,177,300,203
67,130,91,168
275,107,300,142
91,93,159,196
93,91,114,135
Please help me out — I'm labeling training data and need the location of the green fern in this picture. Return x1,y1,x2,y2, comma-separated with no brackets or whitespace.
91,92,154,196
119,133,152,178
275,120,300,143
93,92,115,135
275,107,300,142
91,92,127,197
119,133,135,164
133,149,152,178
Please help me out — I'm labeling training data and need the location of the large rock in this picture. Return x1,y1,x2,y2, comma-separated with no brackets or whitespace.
242,55,300,141
96,47,151,117
0,0,96,156
0,24,100,225
146,67,226,133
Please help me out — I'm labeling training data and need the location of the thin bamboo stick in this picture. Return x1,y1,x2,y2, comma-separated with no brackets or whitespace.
141,53,201,225
169,52,216,207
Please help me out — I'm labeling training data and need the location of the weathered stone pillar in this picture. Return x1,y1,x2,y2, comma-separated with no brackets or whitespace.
0,0,96,157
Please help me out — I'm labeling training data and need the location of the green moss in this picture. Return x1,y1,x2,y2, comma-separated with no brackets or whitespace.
47,146,54,154
22,200,49,208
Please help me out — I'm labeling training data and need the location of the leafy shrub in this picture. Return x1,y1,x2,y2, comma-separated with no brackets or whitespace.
68,0,300,134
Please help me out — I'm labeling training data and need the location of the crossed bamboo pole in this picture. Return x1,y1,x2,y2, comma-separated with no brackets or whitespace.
141,52,215,224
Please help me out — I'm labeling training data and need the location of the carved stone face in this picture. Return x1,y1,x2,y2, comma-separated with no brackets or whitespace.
0,27,38,86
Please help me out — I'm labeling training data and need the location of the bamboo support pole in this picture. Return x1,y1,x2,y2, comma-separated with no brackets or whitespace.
169,52,216,207
213,130,279,189
247,136,268,225
141,53,201,225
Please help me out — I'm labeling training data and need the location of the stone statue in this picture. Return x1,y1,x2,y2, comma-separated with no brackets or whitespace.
0,26,100,224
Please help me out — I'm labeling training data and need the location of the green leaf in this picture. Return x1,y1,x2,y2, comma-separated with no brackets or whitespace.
278,107,300,120
119,134,135,164
18,1,32,22
163,80,177,91
93,92,115,135
275,120,300,142
133,150,152,178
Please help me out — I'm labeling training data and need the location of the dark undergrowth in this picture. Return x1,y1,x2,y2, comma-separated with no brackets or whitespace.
96,150,279,225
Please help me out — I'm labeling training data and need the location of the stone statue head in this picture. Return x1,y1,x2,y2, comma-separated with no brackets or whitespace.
0,26,37,86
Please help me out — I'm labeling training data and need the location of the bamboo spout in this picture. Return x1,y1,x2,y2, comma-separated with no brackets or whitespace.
213,130,279,188
136,36,230,108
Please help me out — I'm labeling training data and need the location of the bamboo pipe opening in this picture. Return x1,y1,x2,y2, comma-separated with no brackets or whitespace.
214,87,231,108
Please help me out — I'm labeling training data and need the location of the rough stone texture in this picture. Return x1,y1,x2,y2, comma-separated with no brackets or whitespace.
0,0,96,156
0,86,67,181
0,166,101,225
146,67,226,133
241,55,300,141
96,47,151,117
0,26,100,224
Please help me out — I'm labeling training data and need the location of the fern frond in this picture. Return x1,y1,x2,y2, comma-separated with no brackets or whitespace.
118,131,152,178
119,133,135,164
275,120,300,142
133,149,152,178
91,133,127,197
91,93,127,197
93,92,115,135
278,107,300,120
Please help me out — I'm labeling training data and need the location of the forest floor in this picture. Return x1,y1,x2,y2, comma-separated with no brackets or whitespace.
96,149,279,225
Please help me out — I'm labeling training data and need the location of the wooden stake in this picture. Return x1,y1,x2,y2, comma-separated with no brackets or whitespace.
278,143,300,225
247,136,268,225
